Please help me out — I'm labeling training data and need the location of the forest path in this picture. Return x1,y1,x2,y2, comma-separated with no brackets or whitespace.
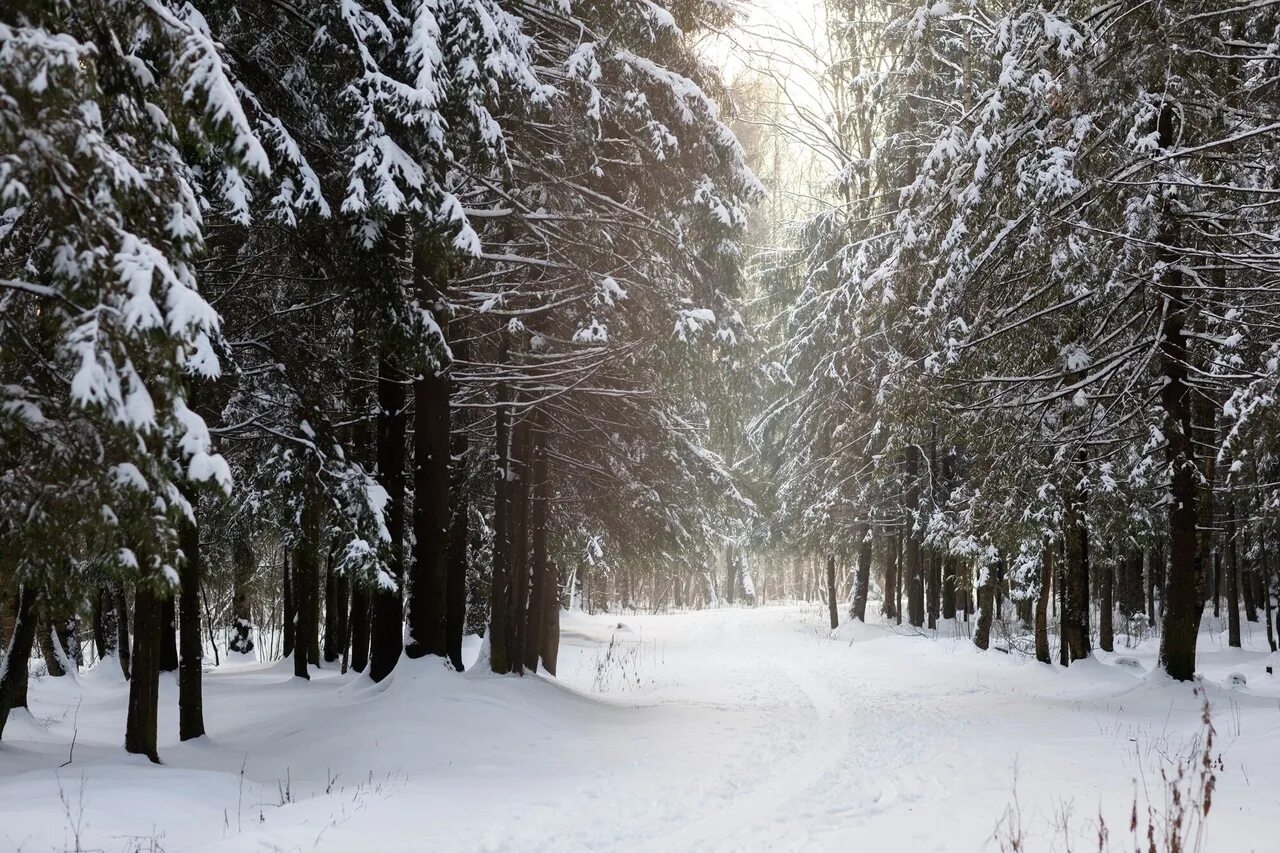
3,605,1279,852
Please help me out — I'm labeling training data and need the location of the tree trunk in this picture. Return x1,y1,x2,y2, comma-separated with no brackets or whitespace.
974,563,995,651
825,554,839,630
406,366,451,660
334,571,349,669
850,524,872,622
1062,502,1091,662
488,371,513,675
1155,103,1201,682
370,352,406,683
324,553,338,663
159,594,179,673
1226,507,1241,648
905,449,924,627
294,498,323,680
1099,557,1114,653
942,556,957,621
178,493,205,740
504,410,534,674
1035,548,1052,664
0,584,38,740
541,561,561,676
523,418,550,672
125,579,162,762
229,539,254,655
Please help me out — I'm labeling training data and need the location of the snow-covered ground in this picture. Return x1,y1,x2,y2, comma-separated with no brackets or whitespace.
2,605,1278,852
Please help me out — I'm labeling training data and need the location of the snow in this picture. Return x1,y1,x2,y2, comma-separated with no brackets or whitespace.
2,606,1278,851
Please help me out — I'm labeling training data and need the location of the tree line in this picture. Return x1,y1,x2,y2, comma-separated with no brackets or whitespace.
0,0,759,759
751,0,1280,675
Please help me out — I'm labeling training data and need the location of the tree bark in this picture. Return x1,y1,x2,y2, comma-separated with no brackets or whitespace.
125,579,161,762
324,554,338,663
178,492,205,740
1227,506,1241,648
826,554,839,630
282,551,294,660
942,556,957,621
407,357,450,660
850,524,872,622
505,411,534,674
1062,501,1091,662
445,418,469,672
370,352,406,683
0,584,38,740
523,417,550,672
488,368,513,674
159,594,179,673
1155,103,1201,682
1099,556,1114,654
905,448,924,627
1035,548,1052,664
540,561,561,676
294,498,324,680
974,563,995,651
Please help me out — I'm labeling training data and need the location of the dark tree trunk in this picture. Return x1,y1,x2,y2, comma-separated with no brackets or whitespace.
0,584,38,740
905,448,924,627
324,555,338,663
406,359,451,661
1099,556,1114,653
894,531,904,625
523,418,550,672
334,571,349,669
370,353,406,683
942,556,957,621
541,561,560,676
881,533,897,620
293,498,323,680
178,493,205,740
927,553,940,630
125,580,161,762
850,524,872,622
229,539,254,655
159,594,178,673
974,564,995,651
113,582,131,679
826,554,839,630
1226,507,1241,648
504,411,534,674
1155,104,1200,681
1035,549,1052,664
488,372,513,674
724,548,738,605
1058,539,1069,666
1062,503,1091,662
282,552,294,660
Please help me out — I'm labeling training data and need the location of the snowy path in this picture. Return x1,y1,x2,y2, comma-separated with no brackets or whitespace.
3,605,1280,852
